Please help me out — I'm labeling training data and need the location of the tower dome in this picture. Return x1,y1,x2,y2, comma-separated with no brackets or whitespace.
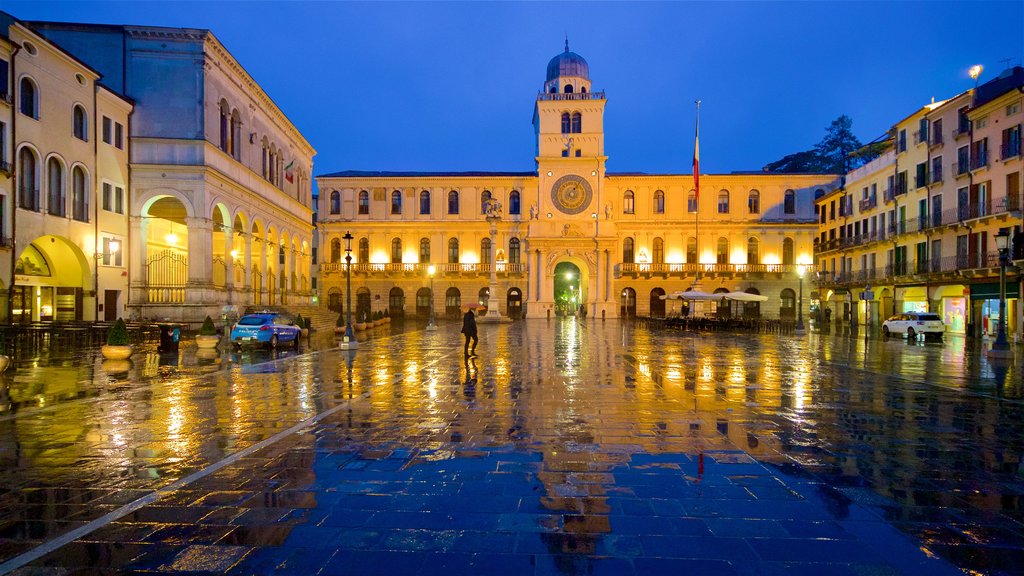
546,40,589,82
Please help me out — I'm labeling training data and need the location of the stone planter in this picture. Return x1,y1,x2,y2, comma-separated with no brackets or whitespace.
195,335,220,349
0,355,10,374
355,322,367,331
195,348,220,362
101,345,133,360
101,359,132,374
334,326,346,335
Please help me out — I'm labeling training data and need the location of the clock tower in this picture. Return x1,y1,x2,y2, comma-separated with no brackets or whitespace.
526,42,615,319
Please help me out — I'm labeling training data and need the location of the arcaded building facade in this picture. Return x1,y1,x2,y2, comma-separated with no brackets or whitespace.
317,46,837,321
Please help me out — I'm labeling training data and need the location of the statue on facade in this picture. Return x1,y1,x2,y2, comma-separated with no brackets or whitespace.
604,203,611,220
529,204,538,220
484,198,503,219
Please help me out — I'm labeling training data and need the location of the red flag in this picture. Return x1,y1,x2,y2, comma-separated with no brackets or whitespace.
693,101,700,200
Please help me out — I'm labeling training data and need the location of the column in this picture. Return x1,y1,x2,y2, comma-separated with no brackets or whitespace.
130,216,147,303
223,229,234,300
243,234,253,294
186,216,214,285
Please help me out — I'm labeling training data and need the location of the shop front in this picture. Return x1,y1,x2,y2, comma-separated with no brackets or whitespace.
969,282,1019,338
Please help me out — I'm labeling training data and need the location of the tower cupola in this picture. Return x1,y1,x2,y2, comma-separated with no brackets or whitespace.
543,40,592,94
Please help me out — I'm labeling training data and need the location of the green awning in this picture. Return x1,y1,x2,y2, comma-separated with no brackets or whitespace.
970,282,1020,301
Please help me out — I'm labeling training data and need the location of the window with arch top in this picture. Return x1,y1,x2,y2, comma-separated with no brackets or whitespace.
73,105,88,141
509,237,521,264
623,190,635,214
357,237,369,262
481,237,491,264
717,237,729,264
509,190,521,215
653,237,664,264
717,190,730,214
448,237,460,263
653,190,665,214
782,237,795,265
748,190,760,214
784,189,796,214
571,112,581,133
448,190,459,214
47,157,64,217
330,238,341,263
419,237,430,263
561,112,571,134
18,147,38,210
391,237,402,263
687,190,697,213
329,190,341,214
71,165,87,222
419,190,431,214
20,77,38,119
623,237,635,263
564,84,574,94
747,237,759,265
358,190,369,214
391,190,402,215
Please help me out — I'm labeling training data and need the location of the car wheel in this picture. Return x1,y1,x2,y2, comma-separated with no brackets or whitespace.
270,334,279,349
906,327,916,340
882,326,890,338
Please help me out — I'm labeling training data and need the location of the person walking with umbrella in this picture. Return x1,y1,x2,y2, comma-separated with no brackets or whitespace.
461,307,478,357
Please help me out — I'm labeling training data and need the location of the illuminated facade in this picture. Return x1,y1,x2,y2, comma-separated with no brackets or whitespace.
816,67,1023,338
27,18,317,323
317,46,836,320
0,14,133,322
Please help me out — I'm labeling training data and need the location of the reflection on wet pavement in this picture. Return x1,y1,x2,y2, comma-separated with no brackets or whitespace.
0,319,1020,575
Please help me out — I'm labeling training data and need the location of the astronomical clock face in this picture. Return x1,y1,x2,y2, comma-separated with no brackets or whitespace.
550,174,593,215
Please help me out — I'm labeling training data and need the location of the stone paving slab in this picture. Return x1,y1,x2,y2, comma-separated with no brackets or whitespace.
0,320,1021,574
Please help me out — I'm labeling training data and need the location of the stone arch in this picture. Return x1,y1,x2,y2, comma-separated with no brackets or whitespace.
13,235,92,321
137,188,197,220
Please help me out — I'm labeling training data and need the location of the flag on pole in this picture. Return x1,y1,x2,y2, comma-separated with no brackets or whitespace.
692,101,700,200
284,160,295,184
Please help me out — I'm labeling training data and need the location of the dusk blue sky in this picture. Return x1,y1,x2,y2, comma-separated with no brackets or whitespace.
6,1,1023,180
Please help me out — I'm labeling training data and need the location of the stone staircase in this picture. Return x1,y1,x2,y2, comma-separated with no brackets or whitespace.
243,304,340,335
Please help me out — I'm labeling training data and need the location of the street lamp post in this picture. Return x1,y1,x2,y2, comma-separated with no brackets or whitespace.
795,265,806,334
340,231,357,350
988,229,1012,359
426,264,437,331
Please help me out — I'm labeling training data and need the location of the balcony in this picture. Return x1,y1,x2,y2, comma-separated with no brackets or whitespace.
929,165,943,185
955,160,970,177
953,125,970,139
1002,139,1022,160
537,91,606,101
930,132,944,148
915,174,928,189
859,194,877,212
958,194,1021,222
913,130,928,145
883,188,895,204
616,262,798,278
321,262,526,276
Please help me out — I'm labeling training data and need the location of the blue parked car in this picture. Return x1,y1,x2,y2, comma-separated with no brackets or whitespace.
230,313,301,349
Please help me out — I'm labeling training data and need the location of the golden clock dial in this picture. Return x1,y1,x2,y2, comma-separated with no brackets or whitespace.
550,175,593,215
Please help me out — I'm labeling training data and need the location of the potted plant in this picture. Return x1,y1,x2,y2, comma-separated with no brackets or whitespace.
374,310,383,326
196,316,220,349
101,318,133,360
355,311,368,331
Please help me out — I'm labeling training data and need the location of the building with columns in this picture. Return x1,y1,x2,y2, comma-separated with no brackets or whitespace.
0,12,133,322
27,18,316,323
317,45,837,321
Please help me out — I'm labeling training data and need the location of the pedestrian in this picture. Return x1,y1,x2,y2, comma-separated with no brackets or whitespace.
461,308,478,357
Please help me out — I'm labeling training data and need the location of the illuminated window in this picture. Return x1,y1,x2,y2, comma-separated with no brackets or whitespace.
358,190,369,214
623,190,634,214
653,190,665,214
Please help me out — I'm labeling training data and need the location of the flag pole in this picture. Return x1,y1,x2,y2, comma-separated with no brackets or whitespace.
693,100,701,291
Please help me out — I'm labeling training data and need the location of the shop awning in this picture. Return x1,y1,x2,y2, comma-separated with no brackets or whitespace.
969,282,1020,301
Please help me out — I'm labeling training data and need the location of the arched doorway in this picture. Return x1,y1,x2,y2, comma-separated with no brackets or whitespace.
650,288,666,318
389,287,405,318
620,287,636,318
416,287,432,318
328,287,342,312
12,236,91,322
554,261,583,316
478,287,489,308
507,287,523,319
142,196,189,304
780,288,796,320
445,287,461,318
356,287,371,323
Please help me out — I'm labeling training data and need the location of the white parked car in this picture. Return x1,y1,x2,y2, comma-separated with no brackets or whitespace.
882,312,945,340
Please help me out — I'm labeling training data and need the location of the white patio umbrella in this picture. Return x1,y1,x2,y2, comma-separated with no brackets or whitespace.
677,290,720,301
721,291,768,302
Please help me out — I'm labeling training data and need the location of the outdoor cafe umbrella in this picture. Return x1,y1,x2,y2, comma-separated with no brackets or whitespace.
721,291,768,302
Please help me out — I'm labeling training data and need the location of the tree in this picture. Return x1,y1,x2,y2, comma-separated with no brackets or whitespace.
814,115,865,174
763,115,878,175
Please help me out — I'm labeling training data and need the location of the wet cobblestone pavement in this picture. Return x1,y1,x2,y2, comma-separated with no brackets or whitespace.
0,319,1021,575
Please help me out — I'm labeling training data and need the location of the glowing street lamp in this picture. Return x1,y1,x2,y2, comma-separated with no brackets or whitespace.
426,264,437,331
988,229,1012,358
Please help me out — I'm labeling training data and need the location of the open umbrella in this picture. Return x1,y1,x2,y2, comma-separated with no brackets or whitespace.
678,290,719,301
722,291,768,302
